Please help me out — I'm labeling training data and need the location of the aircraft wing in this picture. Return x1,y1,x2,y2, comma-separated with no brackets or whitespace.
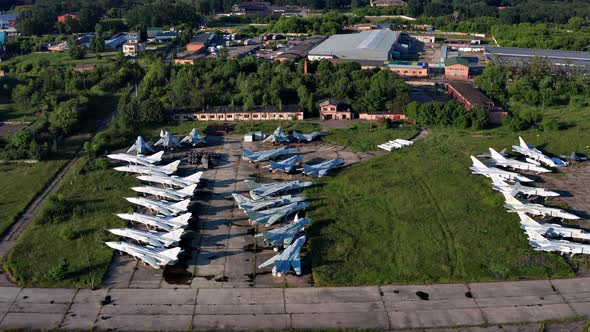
154,138,165,146
317,168,329,177
291,258,302,275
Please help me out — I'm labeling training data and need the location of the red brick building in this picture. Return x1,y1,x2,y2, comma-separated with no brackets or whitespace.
58,13,79,23
170,105,304,122
319,99,353,120
359,112,407,122
446,82,506,125
444,57,470,80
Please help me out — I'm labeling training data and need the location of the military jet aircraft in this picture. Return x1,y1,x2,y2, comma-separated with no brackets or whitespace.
524,228,590,256
232,193,308,212
258,235,306,277
518,212,590,241
241,147,297,163
469,156,534,182
181,128,206,146
301,159,344,177
502,193,580,220
245,180,313,200
477,148,507,159
512,136,567,167
114,160,180,176
116,212,191,232
132,184,196,201
255,214,311,249
292,131,324,142
560,152,588,162
107,151,164,166
125,197,191,216
488,148,551,173
247,201,309,226
264,155,304,173
155,131,182,149
263,127,290,144
127,136,155,155
108,228,185,247
105,241,183,269
137,171,204,188
491,177,559,197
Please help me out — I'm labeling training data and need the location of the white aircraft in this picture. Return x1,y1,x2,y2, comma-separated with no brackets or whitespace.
246,180,313,200
132,184,196,201
488,148,551,173
137,172,204,188
232,193,307,211
491,177,559,198
518,212,590,241
105,241,182,269
258,235,306,277
524,228,590,256
255,215,311,249
301,159,344,177
108,228,185,247
469,156,534,182
292,131,324,142
116,212,191,232
127,136,155,155
247,201,309,226
241,147,297,163
107,151,164,166
560,152,588,162
114,160,180,176
477,148,507,159
512,137,567,167
155,131,182,149
264,155,304,173
126,197,191,216
181,128,206,146
502,193,580,220
263,127,290,144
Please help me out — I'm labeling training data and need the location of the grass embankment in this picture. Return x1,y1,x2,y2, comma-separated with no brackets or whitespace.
5,157,137,288
323,123,419,152
307,107,590,286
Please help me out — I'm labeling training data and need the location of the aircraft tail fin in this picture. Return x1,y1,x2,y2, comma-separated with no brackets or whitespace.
160,247,182,260
502,192,522,205
524,228,546,243
184,171,203,183
162,229,184,242
169,213,191,226
246,210,263,222
489,148,506,161
470,156,487,169
171,199,190,211
517,212,538,227
232,193,252,206
244,180,260,189
162,160,181,173
126,144,138,154
178,184,197,196
146,151,164,163
302,164,316,175
519,136,529,149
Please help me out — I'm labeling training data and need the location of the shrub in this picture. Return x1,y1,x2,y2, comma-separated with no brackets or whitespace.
46,258,69,282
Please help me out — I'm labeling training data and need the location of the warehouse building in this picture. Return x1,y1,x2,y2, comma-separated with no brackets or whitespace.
308,29,400,62
485,46,590,68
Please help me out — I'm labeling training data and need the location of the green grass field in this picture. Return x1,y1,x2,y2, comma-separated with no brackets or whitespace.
307,107,590,286
0,101,36,122
324,122,419,152
4,157,136,288
1,51,119,68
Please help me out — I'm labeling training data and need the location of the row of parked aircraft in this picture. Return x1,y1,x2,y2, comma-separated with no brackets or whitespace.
241,146,344,177
470,137,590,255
104,132,208,269
263,127,325,144
126,128,207,155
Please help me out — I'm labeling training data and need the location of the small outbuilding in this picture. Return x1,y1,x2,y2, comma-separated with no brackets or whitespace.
319,99,353,120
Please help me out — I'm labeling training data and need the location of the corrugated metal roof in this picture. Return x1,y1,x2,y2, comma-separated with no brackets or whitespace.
308,29,400,61
485,46,590,61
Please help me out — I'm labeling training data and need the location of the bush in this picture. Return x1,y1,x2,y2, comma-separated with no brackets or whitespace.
46,258,69,282
34,195,71,225
59,226,76,241
541,117,559,132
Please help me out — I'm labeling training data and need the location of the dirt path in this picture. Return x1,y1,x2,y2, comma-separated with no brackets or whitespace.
411,127,430,141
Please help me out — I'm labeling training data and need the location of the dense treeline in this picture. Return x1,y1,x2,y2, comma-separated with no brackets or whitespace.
405,100,488,129
268,11,362,34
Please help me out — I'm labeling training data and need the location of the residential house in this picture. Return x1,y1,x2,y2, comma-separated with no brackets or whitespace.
319,99,353,120
123,31,146,57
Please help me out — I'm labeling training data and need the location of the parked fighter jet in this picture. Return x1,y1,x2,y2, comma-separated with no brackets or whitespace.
132,184,196,201
491,178,559,197
116,212,191,232
108,228,184,247
502,193,580,220
114,160,180,176
524,228,590,256
155,131,182,149
488,148,551,173
125,197,191,216
241,147,297,163
247,202,309,226
264,155,304,173
518,212,590,241
258,235,306,276
107,151,164,166
127,136,155,155
477,148,507,158
181,128,206,146
105,241,182,269
292,131,324,142
469,156,534,182
137,172,204,188
301,159,344,177
512,137,567,167
245,180,313,200
232,193,308,212
263,127,290,144
255,215,311,249
560,152,588,162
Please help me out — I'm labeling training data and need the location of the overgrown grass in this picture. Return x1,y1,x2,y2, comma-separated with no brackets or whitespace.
323,122,419,152
4,157,137,288
1,51,119,68
0,101,36,122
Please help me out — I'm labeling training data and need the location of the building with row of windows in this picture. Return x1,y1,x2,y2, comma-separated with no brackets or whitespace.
170,105,304,122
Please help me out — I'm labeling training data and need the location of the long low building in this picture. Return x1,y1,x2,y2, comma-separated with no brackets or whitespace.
485,46,590,68
170,105,304,122
308,29,400,62
446,82,506,125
